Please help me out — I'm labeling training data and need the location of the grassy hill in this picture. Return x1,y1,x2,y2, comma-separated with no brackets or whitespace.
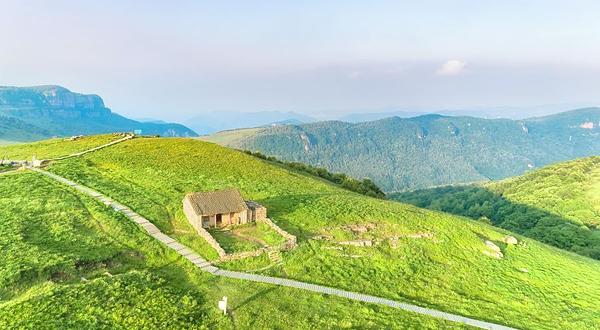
392,157,600,259
201,108,600,191
0,134,124,160
0,85,196,142
0,172,461,329
1,136,595,329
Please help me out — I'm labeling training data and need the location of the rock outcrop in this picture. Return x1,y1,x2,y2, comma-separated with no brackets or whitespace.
0,85,197,139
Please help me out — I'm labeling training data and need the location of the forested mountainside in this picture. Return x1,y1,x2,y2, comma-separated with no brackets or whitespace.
393,156,600,260
0,86,196,143
202,108,600,191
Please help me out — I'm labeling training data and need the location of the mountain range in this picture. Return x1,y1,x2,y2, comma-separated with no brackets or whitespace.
201,108,600,191
185,110,317,135
0,85,197,143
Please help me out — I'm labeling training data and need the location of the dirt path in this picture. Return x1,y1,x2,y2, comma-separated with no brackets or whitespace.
231,227,269,247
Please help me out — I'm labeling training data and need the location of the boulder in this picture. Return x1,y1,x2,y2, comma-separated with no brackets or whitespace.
483,240,503,259
503,236,518,245
485,240,501,252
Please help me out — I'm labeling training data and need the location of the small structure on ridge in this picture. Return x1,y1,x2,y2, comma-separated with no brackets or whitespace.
183,188,266,229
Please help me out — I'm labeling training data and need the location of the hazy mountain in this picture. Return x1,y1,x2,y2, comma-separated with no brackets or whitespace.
134,117,168,124
339,110,429,123
339,103,595,123
202,108,600,191
0,85,196,142
186,110,317,135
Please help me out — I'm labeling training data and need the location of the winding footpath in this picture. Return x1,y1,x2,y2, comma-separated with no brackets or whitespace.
25,138,518,330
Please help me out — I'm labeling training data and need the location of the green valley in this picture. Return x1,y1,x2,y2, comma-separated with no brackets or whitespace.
0,136,595,329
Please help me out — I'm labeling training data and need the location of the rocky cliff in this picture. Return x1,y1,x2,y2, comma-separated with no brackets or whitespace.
0,85,197,141
0,85,110,118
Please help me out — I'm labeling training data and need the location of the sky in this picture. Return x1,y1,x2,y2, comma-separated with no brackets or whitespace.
2,0,600,121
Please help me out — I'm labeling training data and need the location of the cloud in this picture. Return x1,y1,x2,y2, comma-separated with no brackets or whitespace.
348,71,363,79
436,60,467,76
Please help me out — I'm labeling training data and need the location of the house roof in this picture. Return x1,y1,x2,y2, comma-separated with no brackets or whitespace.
185,188,249,215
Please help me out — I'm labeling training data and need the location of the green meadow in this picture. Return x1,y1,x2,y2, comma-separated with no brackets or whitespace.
20,136,598,330
0,134,122,160
0,171,470,329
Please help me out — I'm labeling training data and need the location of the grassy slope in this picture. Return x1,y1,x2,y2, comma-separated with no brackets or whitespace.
0,134,124,160
198,127,263,145
0,171,464,330
392,157,600,259
488,156,600,228
39,137,600,330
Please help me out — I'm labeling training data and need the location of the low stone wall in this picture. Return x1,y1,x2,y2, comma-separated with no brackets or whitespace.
210,218,297,263
194,226,228,258
219,239,297,262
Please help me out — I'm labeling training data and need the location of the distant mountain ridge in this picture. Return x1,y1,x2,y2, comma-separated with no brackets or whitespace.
202,107,600,191
0,85,196,142
186,110,317,135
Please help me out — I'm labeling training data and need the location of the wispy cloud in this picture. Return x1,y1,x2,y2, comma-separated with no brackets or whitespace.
436,60,467,76
348,71,363,79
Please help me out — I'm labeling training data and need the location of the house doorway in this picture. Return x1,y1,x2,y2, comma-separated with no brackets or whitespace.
216,213,223,226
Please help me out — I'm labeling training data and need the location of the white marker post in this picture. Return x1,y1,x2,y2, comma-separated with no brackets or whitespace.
218,296,228,315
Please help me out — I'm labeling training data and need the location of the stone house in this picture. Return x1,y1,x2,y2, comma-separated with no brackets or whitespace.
183,188,267,229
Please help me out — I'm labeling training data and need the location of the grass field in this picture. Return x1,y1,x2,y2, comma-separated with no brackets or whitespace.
37,137,600,330
197,127,264,146
0,134,123,160
0,171,475,329
209,222,287,254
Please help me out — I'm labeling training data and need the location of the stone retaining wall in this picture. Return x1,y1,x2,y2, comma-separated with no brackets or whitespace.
206,217,297,263
194,226,228,258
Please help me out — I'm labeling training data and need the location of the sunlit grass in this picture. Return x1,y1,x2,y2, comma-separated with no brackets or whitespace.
36,136,600,330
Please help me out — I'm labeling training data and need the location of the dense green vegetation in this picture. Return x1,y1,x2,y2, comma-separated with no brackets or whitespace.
0,85,196,142
393,157,600,260
243,149,386,199
0,171,464,329
202,108,600,191
38,137,600,330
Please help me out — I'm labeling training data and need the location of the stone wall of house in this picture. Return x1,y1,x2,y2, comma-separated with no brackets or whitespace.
183,197,227,258
254,205,267,222
183,198,200,229
245,200,267,222
183,197,297,262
